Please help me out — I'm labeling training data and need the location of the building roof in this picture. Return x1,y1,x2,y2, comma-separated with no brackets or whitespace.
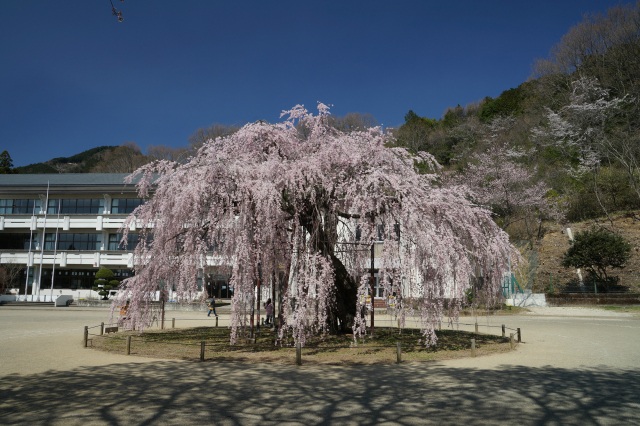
0,174,140,195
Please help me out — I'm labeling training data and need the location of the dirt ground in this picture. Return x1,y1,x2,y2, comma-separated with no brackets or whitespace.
1,305,639,425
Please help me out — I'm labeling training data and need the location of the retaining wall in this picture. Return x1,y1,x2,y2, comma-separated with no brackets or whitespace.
546,293,640,306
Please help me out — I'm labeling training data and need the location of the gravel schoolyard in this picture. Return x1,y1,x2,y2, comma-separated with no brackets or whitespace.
1,305,638,425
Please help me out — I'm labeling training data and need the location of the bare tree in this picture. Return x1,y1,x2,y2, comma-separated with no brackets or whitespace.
188,124,240,152
328,112,379,132
146,145,190,163
91,142,150,173
0,262,23,294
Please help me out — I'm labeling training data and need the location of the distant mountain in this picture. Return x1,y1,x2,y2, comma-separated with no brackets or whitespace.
14,146,117,174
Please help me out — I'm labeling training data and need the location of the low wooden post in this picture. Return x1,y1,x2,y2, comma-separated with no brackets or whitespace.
172,318,175,329
84,326,88,348
161,316,165,330
502,324,505,338
510,333,515,350
517,328,521,343
216,316,219,328
296,342,302,366
396,341,402,364
471,338,476,357
126,335,132,355
100,322,104,335
200,341,205,361
475,322,479,334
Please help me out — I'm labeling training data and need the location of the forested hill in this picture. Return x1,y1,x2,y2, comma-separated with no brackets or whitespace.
393,3,640,229
13,146,117,174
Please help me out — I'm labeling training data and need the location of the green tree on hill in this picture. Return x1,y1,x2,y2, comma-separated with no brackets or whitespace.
562,228,632,291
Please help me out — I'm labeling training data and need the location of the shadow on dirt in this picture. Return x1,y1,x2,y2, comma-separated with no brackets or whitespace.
0,360,638,425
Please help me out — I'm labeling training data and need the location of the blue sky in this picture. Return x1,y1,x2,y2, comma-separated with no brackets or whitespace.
0,0,627,167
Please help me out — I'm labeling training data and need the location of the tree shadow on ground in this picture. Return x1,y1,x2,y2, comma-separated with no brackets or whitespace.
0,360,638,425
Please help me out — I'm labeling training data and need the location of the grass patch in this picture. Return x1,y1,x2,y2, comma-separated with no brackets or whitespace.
459,305,529,316
600,305,640,314
91,326,512,365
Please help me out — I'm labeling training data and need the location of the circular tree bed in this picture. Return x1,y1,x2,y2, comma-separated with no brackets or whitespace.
91,326,512,365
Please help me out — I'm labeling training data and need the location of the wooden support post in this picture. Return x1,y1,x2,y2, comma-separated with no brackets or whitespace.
100,322,104,335
215,316,219,328
475,322,478,334
172,318,175,329
200,341,205,361
126,335,132,355
517,328,521,343
161,316,165,330
510,333,515,350
84,326,88,348
296,342,302,366
471,338,476,357
502,324,505,338
396,341,402,364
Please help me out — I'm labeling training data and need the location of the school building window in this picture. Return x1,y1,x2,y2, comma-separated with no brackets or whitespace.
0,199,41,214
44,233,101,251
111,198,144,214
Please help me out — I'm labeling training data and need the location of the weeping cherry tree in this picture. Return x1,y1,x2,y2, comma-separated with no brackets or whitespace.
116,104,516,346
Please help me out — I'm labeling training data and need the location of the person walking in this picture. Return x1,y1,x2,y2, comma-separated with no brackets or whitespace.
207,296,218,317
265,298,274,326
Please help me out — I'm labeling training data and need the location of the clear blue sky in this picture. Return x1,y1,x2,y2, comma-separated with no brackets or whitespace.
0,0,627,167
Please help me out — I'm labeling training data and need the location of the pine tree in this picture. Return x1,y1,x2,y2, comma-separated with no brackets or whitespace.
0,151,14,174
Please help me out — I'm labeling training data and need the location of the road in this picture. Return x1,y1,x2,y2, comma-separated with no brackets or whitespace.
0,305,638,425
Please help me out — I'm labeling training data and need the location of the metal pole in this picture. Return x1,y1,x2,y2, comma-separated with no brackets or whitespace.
370,242,375,336
24,203,36,298
49,199,61,301
256,262,262,334
160,290,165,330
37,181,50,300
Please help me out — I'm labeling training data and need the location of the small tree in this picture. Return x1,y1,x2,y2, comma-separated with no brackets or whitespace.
562,228,632,291
0,150,15,174
93,267,118,300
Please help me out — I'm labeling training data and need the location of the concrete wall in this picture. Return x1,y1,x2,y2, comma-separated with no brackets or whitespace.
505,292,547,307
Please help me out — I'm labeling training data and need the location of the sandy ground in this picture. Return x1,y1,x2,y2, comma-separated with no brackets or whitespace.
0,305,639,425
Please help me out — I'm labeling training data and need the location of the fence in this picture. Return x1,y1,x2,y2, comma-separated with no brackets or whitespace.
84,314,522,365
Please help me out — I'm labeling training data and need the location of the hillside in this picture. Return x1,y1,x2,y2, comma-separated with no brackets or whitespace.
535,212,640,294
14,146,117,174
